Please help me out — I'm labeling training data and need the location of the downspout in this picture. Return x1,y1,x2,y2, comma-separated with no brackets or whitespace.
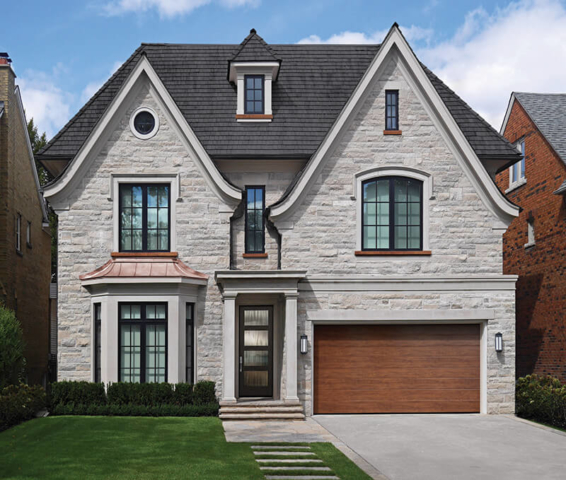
265,207,282,270
229,198,246,270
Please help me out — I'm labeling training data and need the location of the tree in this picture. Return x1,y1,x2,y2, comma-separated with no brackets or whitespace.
0,305,26,389
27,118,51,186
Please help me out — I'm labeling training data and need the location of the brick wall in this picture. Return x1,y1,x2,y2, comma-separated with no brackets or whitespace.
496,100,566,382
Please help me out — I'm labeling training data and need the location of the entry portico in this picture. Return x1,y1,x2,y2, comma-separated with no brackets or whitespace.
215,271,306,405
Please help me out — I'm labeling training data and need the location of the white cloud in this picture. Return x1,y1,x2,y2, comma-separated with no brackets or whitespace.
18,65,74,139
298,0,566,129
103,0,258,18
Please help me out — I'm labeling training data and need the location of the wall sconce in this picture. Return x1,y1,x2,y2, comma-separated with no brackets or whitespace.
300,335,308,354
495,332,503,352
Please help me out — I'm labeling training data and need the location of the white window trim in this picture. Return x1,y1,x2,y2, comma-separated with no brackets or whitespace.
129,106,160,140
26,221,32,247
15,214,21,252
525,217,535,249
230,63,279,121
507,139,526,192
110,174,179,252
352,166,433,252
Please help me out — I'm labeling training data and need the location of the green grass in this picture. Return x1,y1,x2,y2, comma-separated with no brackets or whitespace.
0,416,264,480
311,443,374,480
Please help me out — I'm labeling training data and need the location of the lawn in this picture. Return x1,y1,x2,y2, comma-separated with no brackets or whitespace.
0,417,372,480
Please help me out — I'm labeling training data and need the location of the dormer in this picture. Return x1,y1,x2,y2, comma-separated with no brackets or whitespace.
228,29,281,122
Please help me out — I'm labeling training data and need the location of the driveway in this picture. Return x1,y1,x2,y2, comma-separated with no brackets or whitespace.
315,414,566,480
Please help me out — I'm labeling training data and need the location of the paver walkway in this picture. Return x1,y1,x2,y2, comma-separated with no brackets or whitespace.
251,443,339,480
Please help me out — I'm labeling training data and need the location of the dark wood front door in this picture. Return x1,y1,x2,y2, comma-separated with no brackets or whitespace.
239,306,273,397
314,324,480,414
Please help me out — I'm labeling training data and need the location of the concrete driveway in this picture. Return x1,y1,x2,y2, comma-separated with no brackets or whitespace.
315,414,566,480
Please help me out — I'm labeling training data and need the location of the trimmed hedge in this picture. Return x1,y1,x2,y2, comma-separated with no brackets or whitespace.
516,374,566,429
0,306,26,390
49,380,217,417
0,384,47,431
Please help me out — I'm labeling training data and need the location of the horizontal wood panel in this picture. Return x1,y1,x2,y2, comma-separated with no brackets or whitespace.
314,324,480,414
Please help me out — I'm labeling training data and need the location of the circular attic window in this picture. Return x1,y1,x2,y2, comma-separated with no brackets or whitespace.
130,107,159,139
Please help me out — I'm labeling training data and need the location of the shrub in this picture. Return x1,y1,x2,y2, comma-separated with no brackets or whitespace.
0,384,47,431
516,374,566,429
107,382,174,406
173,382,193,406
51,403,219,417
49,381,106,407
0,305,26,390
193,381,216,405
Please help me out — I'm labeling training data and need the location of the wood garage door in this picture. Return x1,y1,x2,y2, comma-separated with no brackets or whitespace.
314,324,480,414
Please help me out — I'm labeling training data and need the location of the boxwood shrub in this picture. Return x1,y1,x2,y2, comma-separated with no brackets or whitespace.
49,381,217,417
516,374,566,429
0,384,47,431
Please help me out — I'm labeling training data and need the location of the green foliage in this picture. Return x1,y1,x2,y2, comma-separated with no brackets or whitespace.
0,383,47,431
0,305,26,390
49,381,107,407
27,117,51,186
49,381,217,417
516,374,566,429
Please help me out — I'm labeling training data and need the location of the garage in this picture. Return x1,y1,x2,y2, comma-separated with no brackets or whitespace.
314,324,480,414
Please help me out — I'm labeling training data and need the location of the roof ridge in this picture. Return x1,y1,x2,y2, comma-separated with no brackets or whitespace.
230,28,279,62
36,45,145,157
421,62,518,155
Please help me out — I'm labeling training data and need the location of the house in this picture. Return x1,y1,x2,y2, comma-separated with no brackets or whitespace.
37,25,520,418
0,53,52,386
497,92,566,383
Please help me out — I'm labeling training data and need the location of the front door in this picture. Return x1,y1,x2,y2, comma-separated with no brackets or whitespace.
239,306,273,397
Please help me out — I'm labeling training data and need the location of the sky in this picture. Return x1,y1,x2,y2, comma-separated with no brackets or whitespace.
2,0,566,139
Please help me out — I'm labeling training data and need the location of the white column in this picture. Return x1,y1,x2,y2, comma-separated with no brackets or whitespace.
284,293,299,403
167,298,181,383
222,292,238,403
103,296,119,384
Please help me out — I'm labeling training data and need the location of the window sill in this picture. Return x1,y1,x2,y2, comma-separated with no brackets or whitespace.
524,242,535,250
506,178,527,193
236,114,273,122
383,130,402,135
242,253,268,258
355,250,432,256
111,252,178,258
16,249,23,257
26,242,32,250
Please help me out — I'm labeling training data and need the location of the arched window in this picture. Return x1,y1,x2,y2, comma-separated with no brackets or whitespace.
361,176,423,251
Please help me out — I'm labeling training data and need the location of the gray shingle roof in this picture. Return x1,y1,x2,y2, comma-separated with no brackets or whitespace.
36,39,520,165
230,29,279,63
514,92,566,163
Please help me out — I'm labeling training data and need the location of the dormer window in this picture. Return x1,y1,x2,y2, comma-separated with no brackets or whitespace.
245,75,264,114
384,90,401,134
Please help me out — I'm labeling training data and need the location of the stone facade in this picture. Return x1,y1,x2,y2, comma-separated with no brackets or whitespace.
53,52,516,414
0,62,52,385
496,99,566,382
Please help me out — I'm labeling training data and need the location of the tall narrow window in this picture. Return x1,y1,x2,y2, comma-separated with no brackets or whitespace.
245,186,265,254
15,214,21,252
119,303,167,383
119,184,170,252
244,75,264,114
511,140,526,184
186,303,194,383
26,221,32,248
385,90,399,131
527,217,535,247
94,303,101,383
362,177,423,251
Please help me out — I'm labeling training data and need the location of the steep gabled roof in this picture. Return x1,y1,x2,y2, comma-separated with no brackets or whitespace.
514,92,566,164
230,28,279,63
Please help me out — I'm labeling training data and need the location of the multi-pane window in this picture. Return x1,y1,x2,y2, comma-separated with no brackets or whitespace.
385,90,399,131
119,303,167,383
511,140,526,184
245,186,265,253
186,303,194,384
362,177,423,251
15,214,21,252
94,303,101,383
244,75,264,114
119,184,170,252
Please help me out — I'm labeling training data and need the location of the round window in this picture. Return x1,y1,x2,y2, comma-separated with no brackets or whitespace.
133,110,156,135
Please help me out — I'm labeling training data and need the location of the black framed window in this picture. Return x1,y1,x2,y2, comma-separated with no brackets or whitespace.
186,303,194,384
119,303,167,383
244,75,264,114
362,177,422,251
94,303,101,383
385,90,399,131
119,184,170,252
245,186,265,253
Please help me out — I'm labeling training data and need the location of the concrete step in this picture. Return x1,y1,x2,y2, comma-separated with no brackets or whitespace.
261,467,332,471
265,476,339,480
221,406,305,414
257,460,324,464
219,412,305,421
252,446,311,450
254,451,316,456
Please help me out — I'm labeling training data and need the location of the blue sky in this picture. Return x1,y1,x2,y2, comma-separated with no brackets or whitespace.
3,0,566,138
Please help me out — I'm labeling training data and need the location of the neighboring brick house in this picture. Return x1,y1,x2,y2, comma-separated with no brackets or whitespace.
38,25,521,417
496,92,566,383
0,53,52,385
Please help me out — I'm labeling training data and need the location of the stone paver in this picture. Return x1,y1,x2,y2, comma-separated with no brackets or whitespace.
223,418,335,443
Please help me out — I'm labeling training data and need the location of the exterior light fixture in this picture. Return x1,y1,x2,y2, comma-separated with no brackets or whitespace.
300,335,308,354
495,332,503,352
